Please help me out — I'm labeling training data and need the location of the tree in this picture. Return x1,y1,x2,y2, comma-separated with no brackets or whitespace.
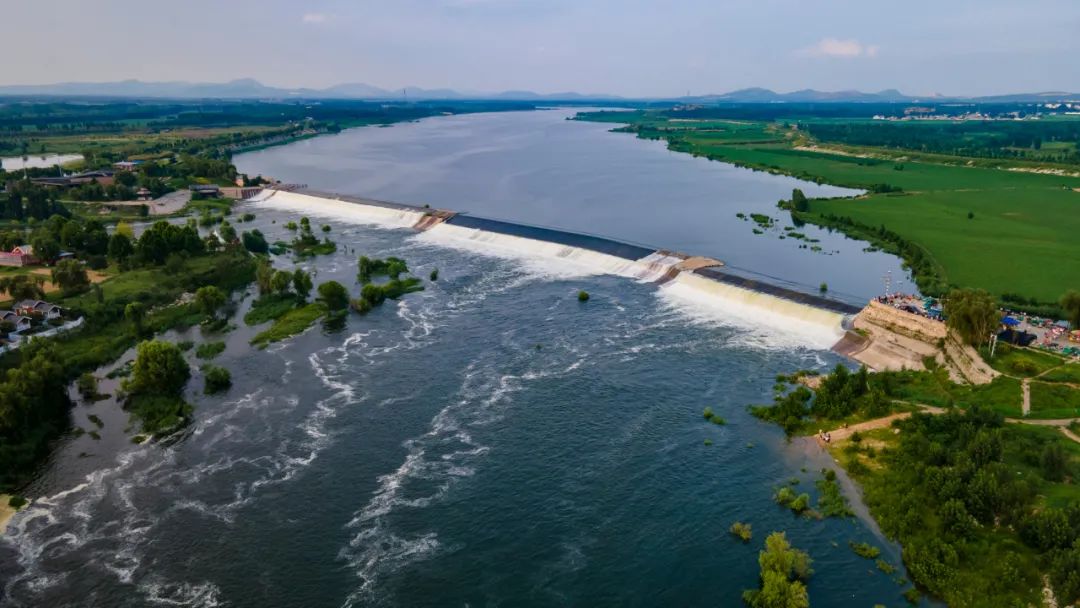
125,302,146,334
944,288,1000,346
255,258,274,295
317,281,349,311
292,269,313,300
218,221,237,244
30,235,60,263
124,340,190,396
108,233,134,262
194,285,226,319
0,275,45,301
241,229,268,254
270,270,292,295
743,532,812,608
791,188,809,212
50,259,90,296
115,221,135,240
1060,290,1080,329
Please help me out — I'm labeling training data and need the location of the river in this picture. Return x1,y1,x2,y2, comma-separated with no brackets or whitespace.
0,110,921,607
235,108,913,302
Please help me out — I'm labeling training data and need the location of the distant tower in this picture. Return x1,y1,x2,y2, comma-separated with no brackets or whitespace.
883,270,892,297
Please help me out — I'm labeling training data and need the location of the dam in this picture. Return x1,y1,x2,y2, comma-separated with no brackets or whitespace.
248,187,862,350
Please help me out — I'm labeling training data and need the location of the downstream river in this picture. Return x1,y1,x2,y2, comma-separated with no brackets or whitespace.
0,111,922,607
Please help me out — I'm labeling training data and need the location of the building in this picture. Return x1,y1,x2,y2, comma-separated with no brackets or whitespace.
0,245,39,267
189,184,221,199
113,161,144,171
136,187,152,201
15,299,62,320
31,170,115,189
0,311,32,333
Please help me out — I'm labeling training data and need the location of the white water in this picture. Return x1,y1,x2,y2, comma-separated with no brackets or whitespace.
249,190,426,229
659,273,846,350
417,223,681,282
248,190,849,349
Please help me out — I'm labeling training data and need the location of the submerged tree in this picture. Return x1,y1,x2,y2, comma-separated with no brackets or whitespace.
743,532,812,608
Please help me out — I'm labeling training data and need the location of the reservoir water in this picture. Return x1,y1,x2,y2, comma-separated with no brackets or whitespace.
235,108,913,302
1,111,923,607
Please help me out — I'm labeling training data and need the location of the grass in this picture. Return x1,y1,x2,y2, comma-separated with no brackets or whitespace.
195,341,226,359
1028,382,1080,419
1039,363,1080,384
979,344,1065,378
250,302,327,348
243,293,302,325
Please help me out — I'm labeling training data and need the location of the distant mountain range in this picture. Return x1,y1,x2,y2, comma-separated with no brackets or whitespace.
0,78,625,101
0,79,1076,103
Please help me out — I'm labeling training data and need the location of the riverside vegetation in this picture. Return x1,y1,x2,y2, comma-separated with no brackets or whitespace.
752,362,1080,606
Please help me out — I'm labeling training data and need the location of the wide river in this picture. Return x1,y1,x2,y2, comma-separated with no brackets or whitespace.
0,110,924,607
236,108,912,302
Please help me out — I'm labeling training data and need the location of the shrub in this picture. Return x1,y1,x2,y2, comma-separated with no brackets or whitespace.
8,495,27,509
429,268,439,281
849,541,881,559
195,341,226,360
76,372,99,399
730,521,753,543
578,290,590,302
703,407,714,420
317,281,349,311
203,365,232,394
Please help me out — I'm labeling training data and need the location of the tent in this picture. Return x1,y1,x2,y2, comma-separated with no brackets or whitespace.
1002,317,1020,327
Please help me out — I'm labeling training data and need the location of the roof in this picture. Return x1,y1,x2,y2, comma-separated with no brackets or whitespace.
0,311,31,324
15,299,59,312
189,184,221,191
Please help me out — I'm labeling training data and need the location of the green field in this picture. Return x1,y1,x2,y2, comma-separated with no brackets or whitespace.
578,110,1080,305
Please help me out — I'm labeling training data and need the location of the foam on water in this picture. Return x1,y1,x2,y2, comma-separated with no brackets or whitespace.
249,190,425,229
659,272,846,351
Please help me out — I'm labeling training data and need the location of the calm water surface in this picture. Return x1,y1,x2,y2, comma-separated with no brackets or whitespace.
236,109,914,301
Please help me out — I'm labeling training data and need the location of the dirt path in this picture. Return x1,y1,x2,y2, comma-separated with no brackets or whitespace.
817,403,1080,446
1022,378,1031,416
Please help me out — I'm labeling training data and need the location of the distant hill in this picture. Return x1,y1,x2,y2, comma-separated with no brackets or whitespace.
0,79,1076,103
682,88,1080,103
0,79,624,101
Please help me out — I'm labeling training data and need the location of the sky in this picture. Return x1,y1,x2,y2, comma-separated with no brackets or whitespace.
4,0,1079,97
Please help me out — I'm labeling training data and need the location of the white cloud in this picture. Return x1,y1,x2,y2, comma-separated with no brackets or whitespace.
301,13,328,24
797,38,879,58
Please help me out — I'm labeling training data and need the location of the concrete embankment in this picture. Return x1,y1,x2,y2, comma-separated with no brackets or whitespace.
841,300,997,383
248,187,865,347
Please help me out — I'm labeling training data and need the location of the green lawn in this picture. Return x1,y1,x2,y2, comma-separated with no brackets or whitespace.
1028,382,1080,419
979,344,1067,378
813,187,1080,301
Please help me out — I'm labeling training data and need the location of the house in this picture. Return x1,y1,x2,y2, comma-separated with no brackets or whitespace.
15,300,62,320
136,187,152,201
189,184,221,199
0,244,40,267
113,160,144,171
0,311,32,333
31,170,115,189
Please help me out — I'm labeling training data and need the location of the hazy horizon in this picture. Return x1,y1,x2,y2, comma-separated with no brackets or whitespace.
4,0,1079,98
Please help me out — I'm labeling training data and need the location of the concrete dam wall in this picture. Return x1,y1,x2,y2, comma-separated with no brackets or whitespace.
248,188,861,349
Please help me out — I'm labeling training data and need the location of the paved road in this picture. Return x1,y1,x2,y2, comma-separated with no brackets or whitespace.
82,190,191,216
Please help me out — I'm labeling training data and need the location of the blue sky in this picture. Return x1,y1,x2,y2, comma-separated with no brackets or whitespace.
6,0,1079,96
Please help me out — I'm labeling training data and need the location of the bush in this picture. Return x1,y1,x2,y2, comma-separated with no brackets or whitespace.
8,495,27,509
849,541,881,559
195,341,226,360
318,281,350,311
86,254,108,270
203,365,232,394
730,521,753,543
429,268,439,281
578,290,590,302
